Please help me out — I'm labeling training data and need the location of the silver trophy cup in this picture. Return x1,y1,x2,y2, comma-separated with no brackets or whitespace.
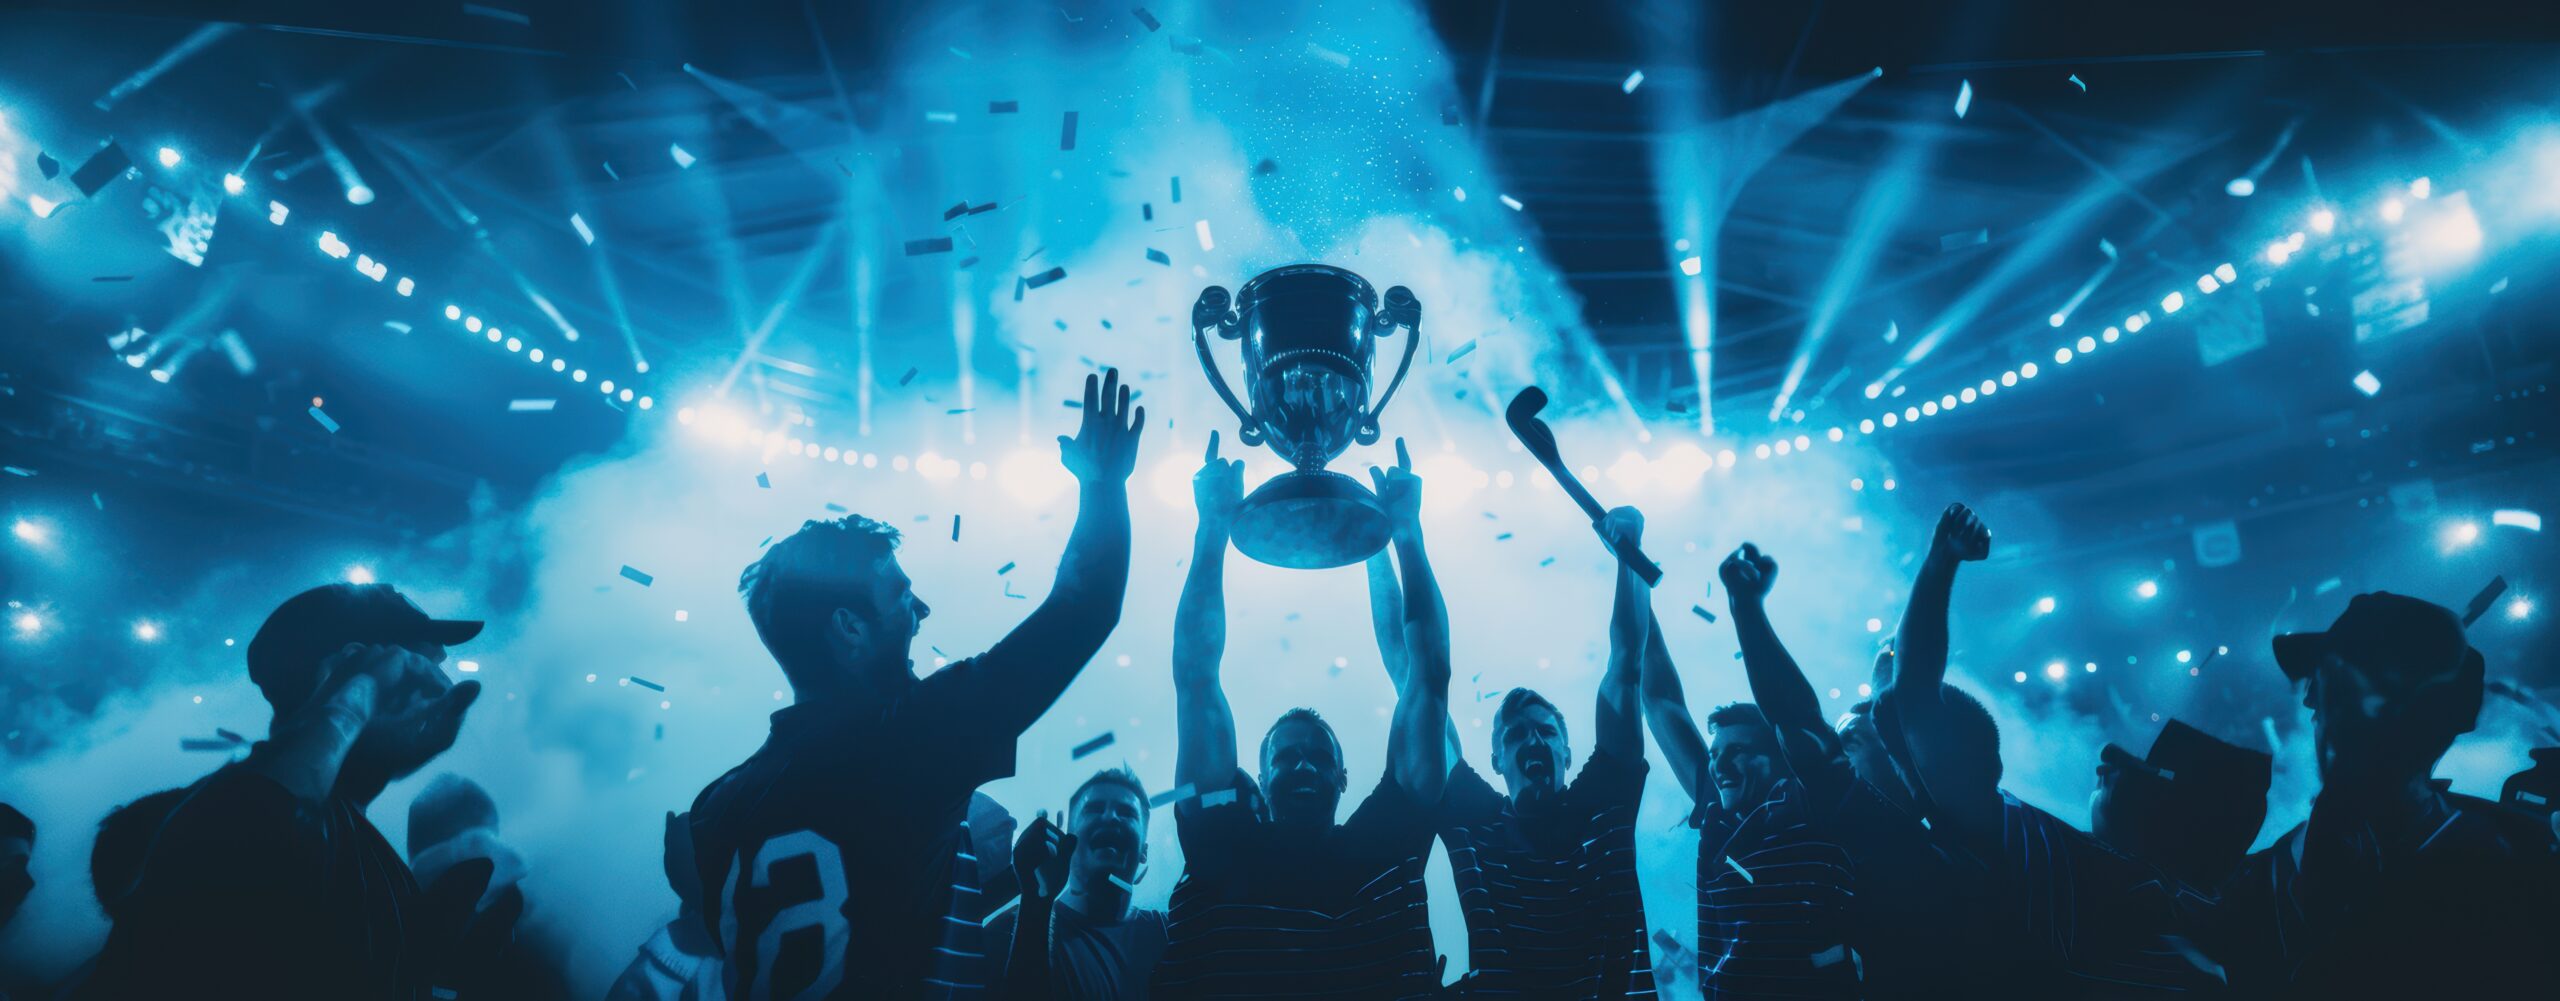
1192,264,1421,569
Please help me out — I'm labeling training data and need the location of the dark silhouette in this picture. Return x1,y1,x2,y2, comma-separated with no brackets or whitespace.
1153,434,1447,1000
2093,719,2272,891
993,767,1165,1001
0,803,30,935
88,789,186,923
606,811,724,1001
2219,592,2560,997
686,370,1139,1001
76,582,517,1000
407,775,571,1001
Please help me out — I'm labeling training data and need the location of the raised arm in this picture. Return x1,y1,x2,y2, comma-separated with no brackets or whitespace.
1880,503,1998,831
1719,544,1846,794
1373,440,1451,804
1592,508,1646,765
1600,514,1710,804
1369,543,1464,768
1000,815,1075,1001
978,370,1142,735
1173,432,1244,793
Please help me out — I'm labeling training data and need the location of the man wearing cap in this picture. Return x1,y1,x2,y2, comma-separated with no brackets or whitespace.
2092,719,2273,892
78,582,520,1000
2218,591,2560,997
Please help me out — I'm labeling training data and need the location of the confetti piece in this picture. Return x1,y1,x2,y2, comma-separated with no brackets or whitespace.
181,738,234,752
1194,219,1214,251
997,562,1016,575
924,110,958,123
1149,782,1195,808
2493,509,2542,532
1109,873,1138,892
759,536,774,548
2261,717,2282,753
1305,42,1350,67
956,256,979,268
601,161,619,180
655,723,664,741
952,515,963,541
1691,604,1718,624
619,565,655,586
1498,193,1524,211
461,3,530,25
1198,788,1239,809
1060,111,1079,151
1622,69,1645,94
626,676,666,692
91,492,102,509
1654,929,1682,952
2,467,34,477
1004,582,1026,599
980,896,1020,926
92,275,134,283
1539,557,1556,567
948,46,972,59
2314,577,2344,595
1954,79,1973,118
899,367,920,386
1072,732,1116,758
1014,277,1028,302
943,201,970,221
507,399,556,412
989,100,1018,113
1131,7,1160,31
1054,320,1069,331
570,213,595,245
1813,944,1849,968
2462,576,2510,627
307,406,339,433
906,237,955,256
947,407,975,415
1495,532,1513,541
1445,339,1477,363
215,728,246,744
2067,74,2086,92
1145,248,1171,265
1726,856,1755,882
669,143,695,169
1025,266,1068,289
823,503,847,513
756,472,771,489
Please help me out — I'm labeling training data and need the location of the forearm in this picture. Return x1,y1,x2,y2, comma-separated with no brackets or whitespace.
1596,563,1647,762
1638,615,1711,802
1388,527,1452,799
244,675,375,802
1035,481,1134,652
1890,558,1959,695
1372,549,1462,766
1729,599,1825,743
1390,528,1448,670
1174,528,1239,789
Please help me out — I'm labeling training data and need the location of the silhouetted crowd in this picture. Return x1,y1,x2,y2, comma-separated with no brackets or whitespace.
3,371,2555,999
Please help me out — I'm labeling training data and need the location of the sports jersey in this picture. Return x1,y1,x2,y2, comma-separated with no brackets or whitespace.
1439,747,1654,999
689,658,1018,1001
1692,779,1860,1000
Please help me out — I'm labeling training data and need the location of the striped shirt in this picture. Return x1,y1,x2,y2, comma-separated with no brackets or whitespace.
1980,793,2222,995
1692,779,1861,1000
1439,748,1655,1000
690,661,1014,1001
1154,775,1438,1000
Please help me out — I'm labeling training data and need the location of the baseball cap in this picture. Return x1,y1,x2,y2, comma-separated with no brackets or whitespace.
2100,718,2273,802
2272,591,2484,730
246,583,483,709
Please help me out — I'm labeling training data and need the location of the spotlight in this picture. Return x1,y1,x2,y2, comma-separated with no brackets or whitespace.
12,613,38,634
2380,198,2404,224
1654,443,1711,486
346,185,374,205
1859,419,1876,434
346,565,375,584
1606,450,1653,490
2135,580,2159,599
1865,383,1885,400
2046,661,2069,680
2510,597,2533,621
2084,662,2097,673
2310,209,2335,234
2353,370,2382,396
2266,241,2294,265
2410,177,2432,200
1003,449,1076,506
446,305,463,320
11,519,44,544
28,195,59,218
2198,275,2221,294
2175,649,2192,664
134,621,161,642
1679,256,1703,276
2013,671,2028,684
157,146,181,168
465,316,483,333
2491,509,2543,532
2020,362,2039,379
222,173,245,195
2055,348,2074,365
2161,291,2185,314
2049,314,2066,328
1866,618,1883,633
2225,177,2255,197
2445,520,2481,548
2033,596,2056,615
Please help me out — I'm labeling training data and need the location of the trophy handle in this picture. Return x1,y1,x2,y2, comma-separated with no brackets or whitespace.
1355,285,1421,446
1191,286,1265,447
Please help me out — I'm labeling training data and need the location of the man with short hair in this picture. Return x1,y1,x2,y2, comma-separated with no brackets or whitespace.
1877,503,2219,993
1153,435,1448,1000
2218,592,2560,997
688,370,1142,1001
79,582,519,999
993,766,1167,1000
2091,719,2271,892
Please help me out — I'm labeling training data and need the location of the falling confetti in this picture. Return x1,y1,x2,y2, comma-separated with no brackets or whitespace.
618,565,655,586
899,367,920,386
1131,7,1161,31
307,406,339,433
1071,732,1116,759
1446,340,1477,363
905,237,955,256
1060,111,1079,151
756,472,771,489
1622,69,1645,94
1025,266,1068,289
1692,604,1718,624
1954,79,1973,118
1198,788,1239,809
2068,73,2087,92
1146,248,1171,265
507,399,556,412
626,676,666,692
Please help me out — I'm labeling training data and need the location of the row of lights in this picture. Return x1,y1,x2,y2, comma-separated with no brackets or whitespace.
122,144,653,410
2015,644,2233,684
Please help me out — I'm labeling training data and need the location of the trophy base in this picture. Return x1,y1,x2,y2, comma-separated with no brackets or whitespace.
1230,470,1392,570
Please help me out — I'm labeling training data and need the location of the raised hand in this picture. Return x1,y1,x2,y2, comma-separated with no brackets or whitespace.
1058,368,1145,484
1599,505,1645,552
1368,437,1422,530
1012,812,1078,904
1927,502,1992,565
1194,430,1247,531
1720,542,1780,603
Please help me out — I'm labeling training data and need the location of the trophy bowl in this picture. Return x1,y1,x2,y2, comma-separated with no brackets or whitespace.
1193,265,1421,570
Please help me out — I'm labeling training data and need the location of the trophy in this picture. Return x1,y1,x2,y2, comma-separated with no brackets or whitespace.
1192,264,1421,569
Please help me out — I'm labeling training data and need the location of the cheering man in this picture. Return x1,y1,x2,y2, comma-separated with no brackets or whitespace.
992,767,1165,1000
1153,435,1448,1000
688,369,1142,1001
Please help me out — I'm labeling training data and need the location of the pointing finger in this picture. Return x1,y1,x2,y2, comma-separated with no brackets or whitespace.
1393,437,1411,471
1206,430,1221,462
